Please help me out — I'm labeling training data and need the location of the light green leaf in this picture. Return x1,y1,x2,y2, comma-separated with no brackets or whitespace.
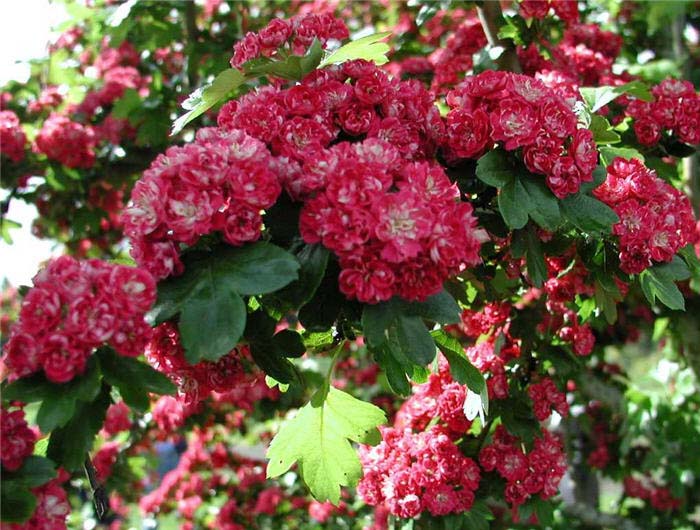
589,114,621,145
171,68,245,135
318,32,391,68
639,258,690,311
580,81,652,113
599,146,645,166
266,386,386,504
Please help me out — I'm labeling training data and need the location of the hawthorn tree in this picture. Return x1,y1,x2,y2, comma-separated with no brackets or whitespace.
1,1,700,530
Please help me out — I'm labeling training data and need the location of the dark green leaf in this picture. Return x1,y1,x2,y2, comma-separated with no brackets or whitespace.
475,150,515,188
111,88,141,119
274,244,330,310
525,228,547,288
99,349,176,411
244,39,324,80
0,483,36,523
36,393,76,433
47,386,111,471
521,176,561,231
431,330,485,392
2,456,56,488
532,497,555,526
179,275,247,363
498,178,529,229
2,376,55,403
404,290,461,324
148,267,201,325
271,330,306,358
395,314,437,366
213,243,300,296
639,258,690,311
589,114,621,145
561,193,619,234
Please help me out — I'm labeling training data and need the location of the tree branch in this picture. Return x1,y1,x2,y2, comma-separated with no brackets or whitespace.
476,1,522,73
562,502,642,530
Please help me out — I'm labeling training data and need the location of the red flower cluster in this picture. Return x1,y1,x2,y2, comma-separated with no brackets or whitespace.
102,401,132,437
27,86,64,114
538,255,597,356
625,79,700,146
519,0,579,24
5,478,71,530
624,476,683,511
93,441,121,481
0,110,27,162
395,357,472,435
0,407,36,471
480,426,567,507
299,139,484,302
217,60,484,303
145,322,273,408
34,113,96,168
2,256,156,383
594,157,696,274
425,12,487,92
451,303,521,399
230,13,348,68
527,377,569,421
358,425,481,518
124,127,282,279
444,71,597,198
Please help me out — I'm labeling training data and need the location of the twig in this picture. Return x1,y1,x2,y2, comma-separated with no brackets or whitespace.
84,455,110,522
476,1,522,73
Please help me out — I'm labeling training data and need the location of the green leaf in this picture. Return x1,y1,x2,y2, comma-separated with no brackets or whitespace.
520,176,561,231
589,114,621,145
639,258,690,311
525,227,547,288
99,349,176,411
431,330,485,393
498,178,529,230
0,483,36,523
36,392,77,433
561,193,619,234
475,150,515,188
266,386,386,504
532,498,555,526
213,243,300,296
599,146,645,166
171,68,246,135
273,244,330,310
375,346,411,396
245,311,301,384
111,88,141,119
2,456,56,488
271,329,306,358
3,376,55,403
318,32,391,68
244,39,323,80
47,386,111,471
179,274,247,363
580,81,652,113
404,290,461,324
395,314,437,366
0,218,21,244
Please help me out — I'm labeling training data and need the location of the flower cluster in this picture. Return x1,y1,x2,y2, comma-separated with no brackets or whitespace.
480,426,567,507
5,478,71,530
594,157,696,274
395,357,472,435
537,254,597,356
124,127,282,279
27,86,64,114
230,13,348,68
34,113,96,168
299,139,484,302
145,322,276,408
625,79,700,146
444,71,597,198
450,303,521,399
624,476,683,511
93,441,121,481
528,377,569,421
0,110,27,162
2,256,156,383
1,406,36,471
518,0,579,24
358,425,481,518
102,401,132,437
